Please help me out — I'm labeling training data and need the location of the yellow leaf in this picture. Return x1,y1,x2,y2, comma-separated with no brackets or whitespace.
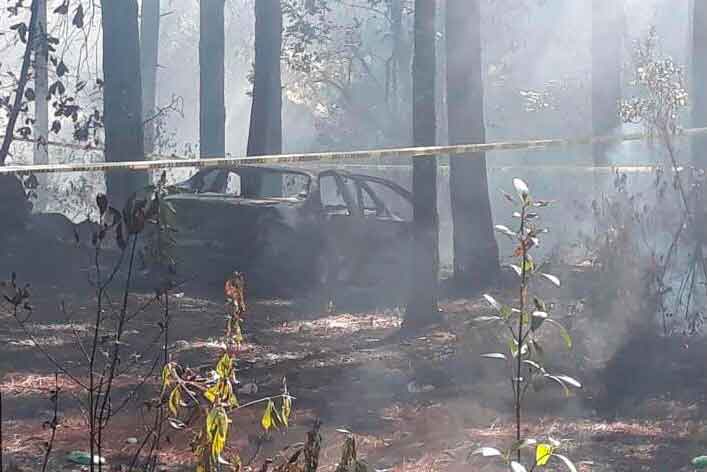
207,408,229,461
168,386,181,416
215,354,232,378
226,381,239,408
535,443,554,466
196,465,206,472
161,364,171,390
261,400,274,431
281,395,292,428
204,384,219,404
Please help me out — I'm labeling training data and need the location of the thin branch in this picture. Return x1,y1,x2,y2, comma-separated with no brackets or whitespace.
0,0,40,164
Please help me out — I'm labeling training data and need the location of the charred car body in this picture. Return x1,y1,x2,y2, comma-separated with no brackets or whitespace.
166,166,413,297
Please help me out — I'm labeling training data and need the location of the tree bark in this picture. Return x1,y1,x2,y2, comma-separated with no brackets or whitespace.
247,0,282,196
446,0,499,292
33,0,48,166
404,0,438,330
200,0,226,159
140,0,160,154
591,0,623,165
101,0,146,205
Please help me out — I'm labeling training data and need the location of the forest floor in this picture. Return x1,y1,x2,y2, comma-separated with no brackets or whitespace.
1,256,707,472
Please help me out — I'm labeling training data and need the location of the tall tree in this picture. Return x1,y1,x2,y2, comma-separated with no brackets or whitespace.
246,0,282,196
693,1,707,167
140,0,160,154
591,0,623,165
248,0,282,156
692,0,707,248
200,0,226,159
446,0,499,291
404,0,438,330
33,0,48,167
102,0,146,204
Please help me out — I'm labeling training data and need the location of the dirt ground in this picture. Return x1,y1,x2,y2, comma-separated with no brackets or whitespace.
1,253,707,472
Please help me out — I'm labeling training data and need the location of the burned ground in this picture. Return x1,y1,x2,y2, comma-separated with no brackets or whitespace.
1,255,706,471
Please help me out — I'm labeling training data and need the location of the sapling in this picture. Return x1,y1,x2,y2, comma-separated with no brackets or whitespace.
470,178,580,472
161,272,293,471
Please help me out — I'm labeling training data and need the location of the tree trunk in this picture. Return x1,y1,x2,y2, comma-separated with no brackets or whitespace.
33,0,48,167
200,0,226,159
102,0,146,205
404,0,438,330
389,0,402,115
591,0,623,165
446,0,499,292
692,1,707,167
692,1,707,246
140,0,160,154
247,0,282,196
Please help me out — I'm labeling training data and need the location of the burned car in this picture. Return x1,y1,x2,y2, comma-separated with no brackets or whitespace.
166,166,413,296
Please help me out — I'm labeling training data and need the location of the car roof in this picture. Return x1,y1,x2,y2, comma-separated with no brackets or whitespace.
197,165,316,179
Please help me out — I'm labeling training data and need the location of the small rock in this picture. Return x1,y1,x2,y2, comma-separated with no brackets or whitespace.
406,381,435,394
126,437,139,445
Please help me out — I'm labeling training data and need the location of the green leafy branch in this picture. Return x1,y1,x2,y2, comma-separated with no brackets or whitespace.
470,179,580,472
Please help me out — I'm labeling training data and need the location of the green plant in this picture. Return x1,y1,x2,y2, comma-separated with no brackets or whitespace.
160,272,293,471
2,181,178,472
470,178,580,472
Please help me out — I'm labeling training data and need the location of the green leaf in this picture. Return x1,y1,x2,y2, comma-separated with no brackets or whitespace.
541,273,561,287
500,305,513,320
508,438,537,454
470,447,502,458
522,360,542,370
554,374,582,389
473,315,503,324
483,294,502,310
553,454,578,472
481,353,507,361
545,375,581,396
533,297,546,311
531,311,548,331
501,189,516,204
509,339,528,358
511,461,528,472
535,443,554,466
693,456,707,469
545,319,573,349
495,225,517,239
513,178,530,202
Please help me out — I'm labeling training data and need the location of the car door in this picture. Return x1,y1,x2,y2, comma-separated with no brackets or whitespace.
347,175,413,289
318,171,367,285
